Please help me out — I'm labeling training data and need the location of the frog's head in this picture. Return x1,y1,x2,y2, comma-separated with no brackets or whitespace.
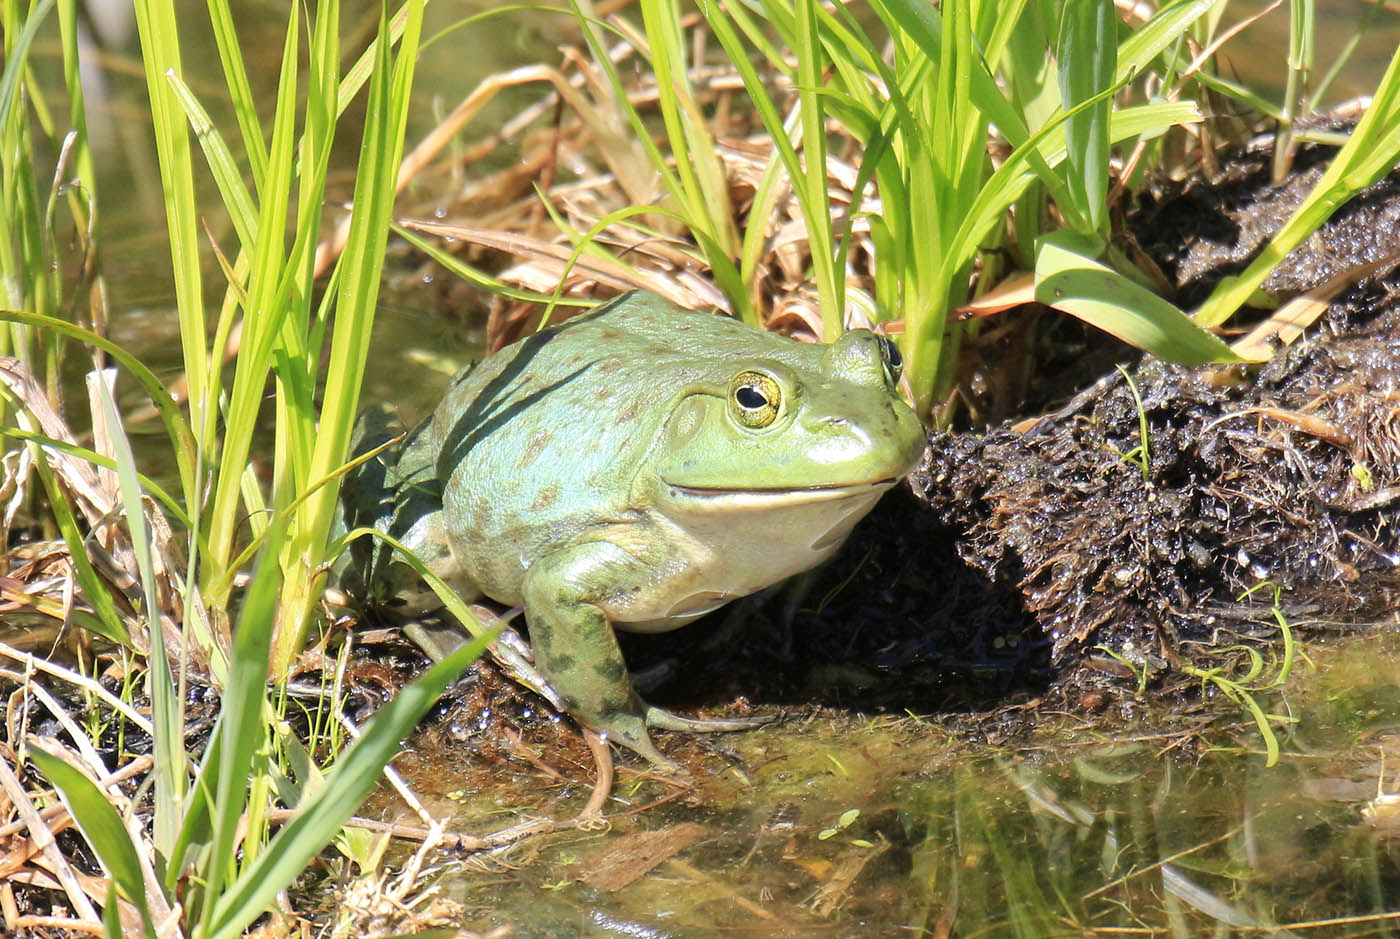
651,329,926,513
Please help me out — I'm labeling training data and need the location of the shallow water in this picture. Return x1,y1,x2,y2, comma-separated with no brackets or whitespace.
384,628,1400,937
27,2,1400,936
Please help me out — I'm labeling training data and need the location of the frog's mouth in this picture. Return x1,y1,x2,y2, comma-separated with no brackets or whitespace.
662,478,896,506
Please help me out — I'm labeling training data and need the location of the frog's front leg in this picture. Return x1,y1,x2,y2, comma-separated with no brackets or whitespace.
522,541,764,766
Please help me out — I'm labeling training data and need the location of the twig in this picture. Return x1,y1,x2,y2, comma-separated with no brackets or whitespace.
1083,827,1241,900
0,640,154,735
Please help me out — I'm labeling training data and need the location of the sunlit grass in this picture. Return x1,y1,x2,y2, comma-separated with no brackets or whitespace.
560,0,1233,418
1,0,503,933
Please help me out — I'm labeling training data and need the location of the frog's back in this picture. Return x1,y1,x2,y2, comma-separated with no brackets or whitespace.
427,292,757,599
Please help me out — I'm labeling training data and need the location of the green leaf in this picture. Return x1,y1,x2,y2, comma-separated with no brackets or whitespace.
1116,0,1224,82
132,0,210,446
0,0,56,139
276,0,425,672
1034,231,1240,364
92,373,189,861
28,746,157,939
164,71,258,252
198,528,282,930
103,882,124,939
204,0,304,586
204,0,268,185
1057,0,1116,233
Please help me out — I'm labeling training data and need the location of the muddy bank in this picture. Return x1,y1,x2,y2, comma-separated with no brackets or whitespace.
915,139,1400,679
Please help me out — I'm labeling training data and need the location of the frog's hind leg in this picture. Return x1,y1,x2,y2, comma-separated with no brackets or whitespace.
521,542,692,767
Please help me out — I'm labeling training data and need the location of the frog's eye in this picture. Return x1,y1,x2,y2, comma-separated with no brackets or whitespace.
877,336,903,383
730,371,783,428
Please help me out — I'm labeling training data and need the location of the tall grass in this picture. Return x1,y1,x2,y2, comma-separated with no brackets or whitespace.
562,0,1398,419
0,0,135,649
128,0,428,672
551,0,1235,419
1,0,506,932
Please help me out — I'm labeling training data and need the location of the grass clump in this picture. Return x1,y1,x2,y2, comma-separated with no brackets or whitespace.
418,0,1400,424
0,1,505,934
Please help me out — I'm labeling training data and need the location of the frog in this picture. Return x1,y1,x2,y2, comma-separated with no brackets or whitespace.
335,290,926,766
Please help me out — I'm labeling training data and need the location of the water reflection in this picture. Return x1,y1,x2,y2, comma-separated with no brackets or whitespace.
394,632,1400,937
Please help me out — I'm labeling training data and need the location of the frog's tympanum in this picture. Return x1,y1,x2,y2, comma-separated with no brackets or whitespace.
337,290,926,765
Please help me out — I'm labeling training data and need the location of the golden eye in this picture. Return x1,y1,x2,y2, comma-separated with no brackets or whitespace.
730,371,782,428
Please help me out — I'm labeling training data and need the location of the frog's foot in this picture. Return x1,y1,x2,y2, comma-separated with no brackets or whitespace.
644,705,777,733
596,709,683,771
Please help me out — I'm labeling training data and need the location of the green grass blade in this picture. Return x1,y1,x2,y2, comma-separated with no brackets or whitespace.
198,529,281,933
335,0,419,117
93,373,187,860
1116,0,1224,82
209,432,405,602
204,0,302,584
275,0,424,672
164,729,219,898
0,0,56,148
329,528,490,640
55,0,101,280
640,0,739,259
866,0,1034,151
1035,231,1239,364
204,0,268,185
701,0,835,322
794,0,841,335
132,0,210,449
28,745,157,939
164,72,258,251
204,631,495,939
393,224,594,306
1057,0,1116,234
102,883,123,939
945,95,1196,279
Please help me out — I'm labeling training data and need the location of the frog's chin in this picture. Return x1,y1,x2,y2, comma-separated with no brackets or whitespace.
660,478,896,508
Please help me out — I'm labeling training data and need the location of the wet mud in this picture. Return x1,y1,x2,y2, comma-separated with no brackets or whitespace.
916,138,1400,675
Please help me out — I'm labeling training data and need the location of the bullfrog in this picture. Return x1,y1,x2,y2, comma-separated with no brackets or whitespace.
336,290,926,765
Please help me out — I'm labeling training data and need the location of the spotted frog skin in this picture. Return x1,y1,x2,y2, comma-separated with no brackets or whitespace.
336,290,926,764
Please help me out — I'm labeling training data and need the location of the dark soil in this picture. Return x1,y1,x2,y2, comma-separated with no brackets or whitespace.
907,138,1400,689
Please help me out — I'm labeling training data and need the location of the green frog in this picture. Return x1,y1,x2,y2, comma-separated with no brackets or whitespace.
336,290,926,765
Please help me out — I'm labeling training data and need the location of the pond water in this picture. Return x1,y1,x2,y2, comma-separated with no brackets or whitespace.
377,624,1400,937
26,1,1400,936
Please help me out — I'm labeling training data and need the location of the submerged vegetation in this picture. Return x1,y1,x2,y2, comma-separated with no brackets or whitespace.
1,0,1399,933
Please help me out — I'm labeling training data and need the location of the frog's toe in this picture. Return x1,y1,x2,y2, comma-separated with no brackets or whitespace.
644,705,777,733
597,711,682,770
